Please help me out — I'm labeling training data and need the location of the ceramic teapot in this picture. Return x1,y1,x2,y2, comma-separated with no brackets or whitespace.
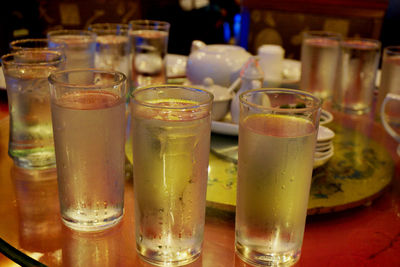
186,41,251,87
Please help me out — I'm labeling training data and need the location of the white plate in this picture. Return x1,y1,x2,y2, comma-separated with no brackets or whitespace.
166,54,187,78
317,126,335,142
211,120,238,136
212,120,335,144
314,149,334,168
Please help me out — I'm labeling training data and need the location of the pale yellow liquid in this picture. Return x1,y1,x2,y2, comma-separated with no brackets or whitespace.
132,99,210,265
236,114,316,266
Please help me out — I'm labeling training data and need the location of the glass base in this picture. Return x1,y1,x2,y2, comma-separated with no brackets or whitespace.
136,243,201,266
62,211,123,232
235,241,301,266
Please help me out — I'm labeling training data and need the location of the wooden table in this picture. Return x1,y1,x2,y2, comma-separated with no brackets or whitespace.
0,93,399,267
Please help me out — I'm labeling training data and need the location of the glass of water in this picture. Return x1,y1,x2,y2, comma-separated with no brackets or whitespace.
1,50,64,169
300,31,341,101
235,88,321,266
333,38,381,114
88,23,132,90
47,29,96,70
128,20,170,89
48,69,127,231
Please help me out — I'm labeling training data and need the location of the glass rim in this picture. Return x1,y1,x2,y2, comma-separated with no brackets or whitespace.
239,88,322,114
1,50,65,67
384,45,400,55
128,19,170,31
341,37,381,49
132,85,214,110
88,23,129,34
47,29,97,39
303,31,342,39
10,38,66,50
48,68,127,89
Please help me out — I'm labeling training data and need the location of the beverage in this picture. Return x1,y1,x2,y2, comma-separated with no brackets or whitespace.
130,30,168,88
2,50,64,169
236,114,316,266
95,35,130,75
333,39,380,114
48,32,96,70
51,91,125,230
377,50,400,123
131,92,211,265
300,37,340,100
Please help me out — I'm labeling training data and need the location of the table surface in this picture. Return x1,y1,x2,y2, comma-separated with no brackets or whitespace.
0,92,400,267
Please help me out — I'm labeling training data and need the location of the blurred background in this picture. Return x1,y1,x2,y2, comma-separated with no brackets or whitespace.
0,0,399,58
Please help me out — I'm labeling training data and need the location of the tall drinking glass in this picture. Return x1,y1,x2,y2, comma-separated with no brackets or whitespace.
1,50,64,169
376,46,400,117
10,38,65,52
300,31,341,101
47,30,96,70
131,85,213,265
48,69,127,231
235,88,321,266
129,20,170,89
88,23,131,89
333,38,381,114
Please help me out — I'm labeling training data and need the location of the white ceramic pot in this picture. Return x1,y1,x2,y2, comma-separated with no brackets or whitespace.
186,44,251,87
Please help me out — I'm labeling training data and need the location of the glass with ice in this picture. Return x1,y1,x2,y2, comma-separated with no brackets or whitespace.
1,50,64,169
131,85,213,265
129,20,170,89
235,88,321,266
48,69,127,231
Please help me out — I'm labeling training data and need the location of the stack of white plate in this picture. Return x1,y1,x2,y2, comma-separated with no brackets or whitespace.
314,125,335,168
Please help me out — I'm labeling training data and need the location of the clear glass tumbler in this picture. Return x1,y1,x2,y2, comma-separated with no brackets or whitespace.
131,85,213,266
235,88,321,266
1,50,64,169
376,46,400,118
88,23,132,90
48,69,127,231
129,20,170,89
333,38,381,114
300,31,341,101
47,30,96,70
10,38,65,52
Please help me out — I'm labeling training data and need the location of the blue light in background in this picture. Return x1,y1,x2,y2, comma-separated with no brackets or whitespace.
223,22,231,43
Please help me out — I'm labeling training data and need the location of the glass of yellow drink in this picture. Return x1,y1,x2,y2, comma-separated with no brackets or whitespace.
131,85,213,266
235,88,321,266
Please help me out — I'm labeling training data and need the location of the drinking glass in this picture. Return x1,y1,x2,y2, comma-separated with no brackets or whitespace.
376,46,400,116
333,38,381,114
10,38,65,52
88,23,132,90
131,85,213,265
381,93,400,156
48,69,127,231
235,88,321,266
47,30,96,70
129,20,170,89
1,50,64,169
300,31,341,100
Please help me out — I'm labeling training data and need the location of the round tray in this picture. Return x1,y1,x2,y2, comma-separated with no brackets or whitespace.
206,122,394,215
